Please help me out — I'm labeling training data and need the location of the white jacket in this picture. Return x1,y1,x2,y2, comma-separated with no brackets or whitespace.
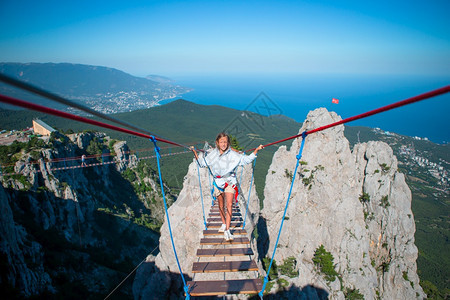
197,148,257,188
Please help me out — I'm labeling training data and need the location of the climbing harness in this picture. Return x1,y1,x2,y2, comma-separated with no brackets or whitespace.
214,176,239,201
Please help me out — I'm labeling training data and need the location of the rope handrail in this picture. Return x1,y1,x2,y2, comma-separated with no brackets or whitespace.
0,148,192,177
150,136,190,299
246,85,449,152
0,143,204,169
0,73,162,139
195,160,208,230
242,159,256,228
0,93,190,149
259,131,307,297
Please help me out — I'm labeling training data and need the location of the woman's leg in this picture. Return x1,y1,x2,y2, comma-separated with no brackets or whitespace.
217,193,226,225
224,192,234,230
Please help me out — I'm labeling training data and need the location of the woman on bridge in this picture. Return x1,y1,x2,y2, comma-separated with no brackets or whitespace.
192,132,263,241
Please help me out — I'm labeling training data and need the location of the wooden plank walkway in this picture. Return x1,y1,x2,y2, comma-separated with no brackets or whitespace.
206,217,242,223
200,237,250,245
186,279,262,296
209,212,241,217
187,202,262,296
192,260,258,273
203,229,247,236
206,222,243,228
196,247,253,257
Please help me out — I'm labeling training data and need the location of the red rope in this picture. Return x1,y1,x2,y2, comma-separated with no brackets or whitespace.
2,85,448,153
0,94,188,148
306,85,450,135
247,85,449,151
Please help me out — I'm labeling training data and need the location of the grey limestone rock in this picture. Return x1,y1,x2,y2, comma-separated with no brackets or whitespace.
133,108,424,299
261,108,424,299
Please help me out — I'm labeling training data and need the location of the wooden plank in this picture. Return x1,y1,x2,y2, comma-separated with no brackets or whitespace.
200,237,250,245
210,208,240,213
211,204,240,207
196,247,253,257
211,204,240,208
207,217,242,222
186,279,262,296
203,229,247,236
209,212,241,217
211,205,240,210
206,222,243,229
192,260,258,273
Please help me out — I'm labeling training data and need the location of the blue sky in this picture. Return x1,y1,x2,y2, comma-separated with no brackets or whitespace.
0,0,449,77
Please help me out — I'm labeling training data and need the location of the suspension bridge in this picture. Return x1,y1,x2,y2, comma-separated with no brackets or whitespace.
0,73,448,298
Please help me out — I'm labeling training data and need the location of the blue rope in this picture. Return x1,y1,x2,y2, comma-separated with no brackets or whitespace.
207,171,215,206
239,165,244,191
237,165,244,204
150,136,190,299
243,159,256,228
259,132,307,298
195,155,208,230
200,155,217,206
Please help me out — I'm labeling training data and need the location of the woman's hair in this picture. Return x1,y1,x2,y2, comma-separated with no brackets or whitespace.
215,132,230,150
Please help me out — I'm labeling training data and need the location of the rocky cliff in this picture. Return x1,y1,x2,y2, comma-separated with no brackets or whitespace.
0,132,161,298
260,108,424,299
133,108,425,299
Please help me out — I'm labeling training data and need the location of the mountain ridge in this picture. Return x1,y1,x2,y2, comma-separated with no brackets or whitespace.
0,62,191,113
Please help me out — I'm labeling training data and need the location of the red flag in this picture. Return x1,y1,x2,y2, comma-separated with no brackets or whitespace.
332,98,339,104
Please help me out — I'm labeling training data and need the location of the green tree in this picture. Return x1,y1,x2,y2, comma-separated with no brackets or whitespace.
313,245,339,282
86,137,103,155
278,256,299,278
262,257,278,281
344,287,364,300
229,134,243,151
359,192,370,203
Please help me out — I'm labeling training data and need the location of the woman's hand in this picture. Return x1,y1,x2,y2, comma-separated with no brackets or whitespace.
190,146,199,160
253,144,264,155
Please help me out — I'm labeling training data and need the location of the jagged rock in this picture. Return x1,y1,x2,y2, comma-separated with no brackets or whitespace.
68,132,106,150
134,154,260,298
261,108,424,299
132,255,173,300
353,141,422,299
113,141,137,172
68,132,93,149
0,185,53,296
0,132,157,298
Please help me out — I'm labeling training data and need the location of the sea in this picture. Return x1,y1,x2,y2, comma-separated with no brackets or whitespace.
165,73,450,144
